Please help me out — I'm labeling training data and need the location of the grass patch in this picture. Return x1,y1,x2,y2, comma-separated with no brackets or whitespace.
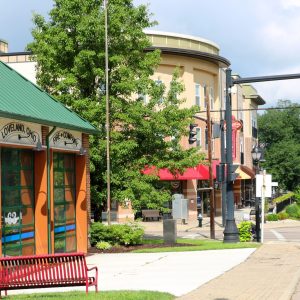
7,291,175,300
133,238,259,253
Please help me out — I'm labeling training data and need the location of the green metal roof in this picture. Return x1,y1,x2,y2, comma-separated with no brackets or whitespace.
0,61,98,134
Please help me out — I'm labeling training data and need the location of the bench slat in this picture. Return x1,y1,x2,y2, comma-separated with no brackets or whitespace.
0,253,98,295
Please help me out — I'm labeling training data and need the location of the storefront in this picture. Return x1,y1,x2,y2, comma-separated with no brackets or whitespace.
142,160,220,219
0,61,98,256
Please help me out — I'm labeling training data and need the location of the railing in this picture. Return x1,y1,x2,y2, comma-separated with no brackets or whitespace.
273,192,295,213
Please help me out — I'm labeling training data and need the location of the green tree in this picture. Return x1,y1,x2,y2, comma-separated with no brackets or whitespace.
258,100,300,191
27,0,204,217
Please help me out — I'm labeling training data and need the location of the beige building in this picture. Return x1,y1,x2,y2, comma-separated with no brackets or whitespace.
144,31,265,219
231,75,265,207
0,31,265,222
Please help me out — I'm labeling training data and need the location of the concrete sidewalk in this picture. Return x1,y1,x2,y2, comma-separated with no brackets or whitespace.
8,213,300,298
8,247,255,297
178,242,300,300
9,243,300,299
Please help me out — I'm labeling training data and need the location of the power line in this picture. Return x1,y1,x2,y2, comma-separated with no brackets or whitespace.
196,106,300,113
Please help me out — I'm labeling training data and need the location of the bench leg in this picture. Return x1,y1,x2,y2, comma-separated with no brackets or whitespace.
0,290,8,298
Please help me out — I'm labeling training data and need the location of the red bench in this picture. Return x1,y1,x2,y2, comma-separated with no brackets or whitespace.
0,252,98,296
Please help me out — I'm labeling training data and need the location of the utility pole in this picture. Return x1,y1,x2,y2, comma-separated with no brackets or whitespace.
223,68,239,243
220,70,226,227
223,69,300,243
205,87,215,239
104,0,111,225
220,120,226,227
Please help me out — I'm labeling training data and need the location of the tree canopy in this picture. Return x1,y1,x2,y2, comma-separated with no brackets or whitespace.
28,0,204,216
258,100,300,191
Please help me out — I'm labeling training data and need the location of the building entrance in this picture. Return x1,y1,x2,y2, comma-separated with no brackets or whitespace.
1,148,35,256
197,180,211,216
53,152,76,253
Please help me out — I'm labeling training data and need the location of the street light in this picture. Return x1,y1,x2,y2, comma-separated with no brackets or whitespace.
251,145,263,165
251,144,263,242
104,0,111,225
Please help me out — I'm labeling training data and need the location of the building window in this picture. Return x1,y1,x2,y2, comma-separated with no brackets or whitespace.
204,85,207,110
195,83,201,107
240,138,244,164
205,127,208,150
196,128,201,147
54,152,76,253
155,79,163,103
251,110,257,138
1,149,35,256
238,97,243,121
210,87,214,110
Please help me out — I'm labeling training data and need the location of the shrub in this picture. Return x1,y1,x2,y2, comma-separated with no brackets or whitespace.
285,203,300,218
237,221,252,242
277,211,289,220
266,214,278,221
90,222,108,246
90,222,144,246
294,187,300,205
96,241,112,250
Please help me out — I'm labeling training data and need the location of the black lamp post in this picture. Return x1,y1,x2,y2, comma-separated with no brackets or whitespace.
251,145,262,165
251,144,263,242
223,68,239,243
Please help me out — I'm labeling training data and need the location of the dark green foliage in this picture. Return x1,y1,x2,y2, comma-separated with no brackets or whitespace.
294,187,300,205
277,211,289,220
266,214,278,221
28,0,204,215
258,101,300,191
237,221,252,242
285,203,300,219
90,222,144,246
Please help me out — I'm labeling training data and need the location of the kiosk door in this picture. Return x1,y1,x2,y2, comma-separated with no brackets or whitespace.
1,149,35,256
53,152,76,253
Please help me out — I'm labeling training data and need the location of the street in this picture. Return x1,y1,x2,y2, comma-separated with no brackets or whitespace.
142,210,300,243
264,225,300,242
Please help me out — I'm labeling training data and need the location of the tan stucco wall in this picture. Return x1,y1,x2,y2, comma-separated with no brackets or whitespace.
152,53,221,156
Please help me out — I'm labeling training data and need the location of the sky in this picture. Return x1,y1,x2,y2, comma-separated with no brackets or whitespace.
1,0,300,107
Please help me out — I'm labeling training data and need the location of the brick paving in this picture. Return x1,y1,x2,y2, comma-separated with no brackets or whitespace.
178,242,300,300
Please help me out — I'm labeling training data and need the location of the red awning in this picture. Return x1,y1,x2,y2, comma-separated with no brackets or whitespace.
142,160,219,181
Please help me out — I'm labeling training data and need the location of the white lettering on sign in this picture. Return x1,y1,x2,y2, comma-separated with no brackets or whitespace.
0,121,41,145
50,129,82,150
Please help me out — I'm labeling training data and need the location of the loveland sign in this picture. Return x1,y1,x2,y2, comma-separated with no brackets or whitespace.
50,129,82,151
0,119,41,146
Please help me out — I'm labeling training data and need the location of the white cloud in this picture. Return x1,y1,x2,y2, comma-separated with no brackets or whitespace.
253,65,300,107
280,0,300,9
252,0,300,74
